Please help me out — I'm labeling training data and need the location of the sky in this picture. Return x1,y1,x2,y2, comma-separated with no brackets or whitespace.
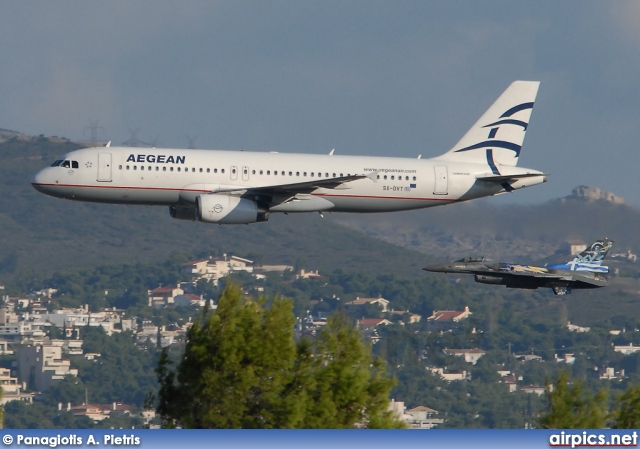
3,1,640,205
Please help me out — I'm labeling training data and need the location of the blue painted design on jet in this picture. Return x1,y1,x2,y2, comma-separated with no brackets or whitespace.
500,102,534,118
126,154,186,164
455,140,522,157
483,119,529,130
488,128,498,139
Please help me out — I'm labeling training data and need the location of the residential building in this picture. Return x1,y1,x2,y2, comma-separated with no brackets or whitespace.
346,296,390,313
426,306,472,331
614,344,640,355
17,344,78,391
147,287,184,308
0,368,34,405
444,348,486,365
405,406,445,429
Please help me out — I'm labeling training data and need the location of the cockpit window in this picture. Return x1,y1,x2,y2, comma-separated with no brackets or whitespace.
55,160,79,169
454,256,486,263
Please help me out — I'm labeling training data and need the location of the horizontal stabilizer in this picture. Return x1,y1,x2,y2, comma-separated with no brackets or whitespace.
476,173,546,183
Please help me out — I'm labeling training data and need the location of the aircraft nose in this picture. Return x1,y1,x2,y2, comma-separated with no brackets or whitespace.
31,168,51,194
423,263,449,273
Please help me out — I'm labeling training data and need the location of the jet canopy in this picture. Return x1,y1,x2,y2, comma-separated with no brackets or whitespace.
454,256,491,263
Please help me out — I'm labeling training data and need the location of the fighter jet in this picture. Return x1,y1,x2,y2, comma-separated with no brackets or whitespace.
423,239,614,295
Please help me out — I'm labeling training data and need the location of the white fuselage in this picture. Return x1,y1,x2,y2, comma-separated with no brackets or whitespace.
31,146,546,216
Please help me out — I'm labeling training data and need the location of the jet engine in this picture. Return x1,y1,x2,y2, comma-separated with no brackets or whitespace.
195,194,269,224
169,205,197,220
474,275,504,285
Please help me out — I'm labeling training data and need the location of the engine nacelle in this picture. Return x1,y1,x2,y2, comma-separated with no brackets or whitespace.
169,205,197,220
195,194,269,224
474,275,505,285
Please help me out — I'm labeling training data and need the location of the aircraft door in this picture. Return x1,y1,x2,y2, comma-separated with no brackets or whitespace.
433,165,448,195
97,153,112,182
242,166,250,181
230,166,238,181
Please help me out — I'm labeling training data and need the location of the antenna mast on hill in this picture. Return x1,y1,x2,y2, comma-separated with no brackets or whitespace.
122,128,151,147
84,119,105,144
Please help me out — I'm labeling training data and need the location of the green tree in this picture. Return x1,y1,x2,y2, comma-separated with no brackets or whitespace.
302,311,402,428
611,383,640,428
156,283,402,428
539,372,609,429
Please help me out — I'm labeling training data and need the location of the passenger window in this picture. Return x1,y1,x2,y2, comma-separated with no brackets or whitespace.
207,168,210,173
141,166,145,171
311,173,314,177
303,172,307,176
252,170,256,175
163,167,167,171
267,170,271,175
325,173,328,177
232,168,236,174
384,175,387,180
126,166,130,170
119,165,122,170
333,173,336,177
221,169,225,173
149,166,152,171
289,171,292,176
170,167,174,172
214,168,218,173
281,171,285,176
340,173,343,177
156,167,159,171
72,161,79,169
377,175,380,179
193,168,196,172
413,176,416,181
134,166,137,170
391,175,394,180
260,170,263,175
296,172,300,176
177,167,181,172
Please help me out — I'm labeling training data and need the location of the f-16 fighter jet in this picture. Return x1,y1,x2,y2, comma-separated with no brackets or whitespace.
423,239,614,295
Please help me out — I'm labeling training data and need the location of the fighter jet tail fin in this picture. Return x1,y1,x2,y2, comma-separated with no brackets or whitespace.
549,239,614,273
435,81,540,167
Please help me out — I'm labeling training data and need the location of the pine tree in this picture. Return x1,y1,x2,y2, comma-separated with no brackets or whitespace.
539,372,608,429
611,383,640,428
156,283,403,428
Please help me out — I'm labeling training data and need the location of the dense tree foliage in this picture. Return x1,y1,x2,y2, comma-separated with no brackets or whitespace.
539,372,609,428
156,283,402,428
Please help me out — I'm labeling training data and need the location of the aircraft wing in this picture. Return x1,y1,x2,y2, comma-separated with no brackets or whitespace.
212,173,374,195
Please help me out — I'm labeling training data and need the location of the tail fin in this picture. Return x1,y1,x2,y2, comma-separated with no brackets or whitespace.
435,81,540,167
570,239,614,266
548,239,614,273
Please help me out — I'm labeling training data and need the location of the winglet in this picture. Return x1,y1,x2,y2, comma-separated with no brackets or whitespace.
329,149,335,155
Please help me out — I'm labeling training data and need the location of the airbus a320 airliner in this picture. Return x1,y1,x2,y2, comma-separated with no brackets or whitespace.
32,81,546,225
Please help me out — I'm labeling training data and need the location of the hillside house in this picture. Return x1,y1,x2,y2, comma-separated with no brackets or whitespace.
182,255,254,283
614,344,640,355
443,348,486,365
426,306,472,331
147,287,184,308
346,296,390,313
